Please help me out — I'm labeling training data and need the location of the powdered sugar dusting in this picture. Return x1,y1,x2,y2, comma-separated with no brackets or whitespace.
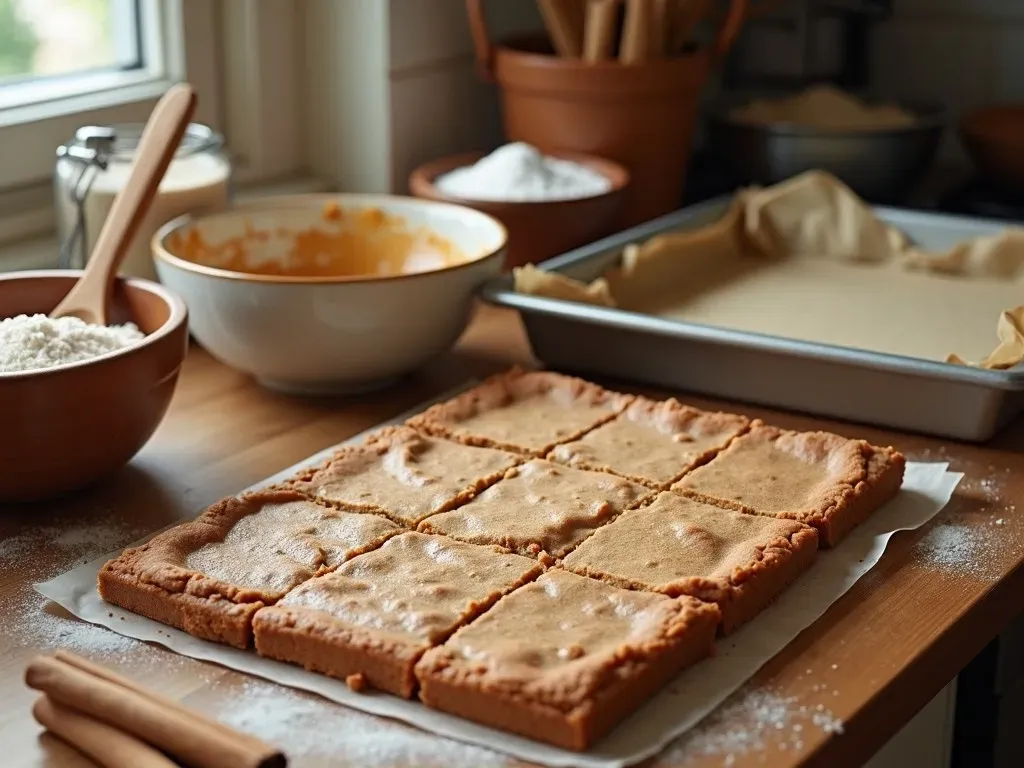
0,517,135,574
665,687,844,764
218,678,513,767
915,522,1003,579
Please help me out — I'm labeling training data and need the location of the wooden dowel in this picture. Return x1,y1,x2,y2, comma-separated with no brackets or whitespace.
538,0,584,57
25,656,285,768
34,696,179,768
620,0,656,63
583,0,621,61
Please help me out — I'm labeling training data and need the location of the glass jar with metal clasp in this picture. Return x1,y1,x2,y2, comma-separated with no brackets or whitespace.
54,122,232,280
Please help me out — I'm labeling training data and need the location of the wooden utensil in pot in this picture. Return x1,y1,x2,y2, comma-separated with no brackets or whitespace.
620,0,656,62
538,0,585,56
583,0,621,61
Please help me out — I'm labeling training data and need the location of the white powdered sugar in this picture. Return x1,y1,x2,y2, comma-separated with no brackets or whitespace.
219,679,513,767
434,142,613,202
666,687,844,764
915,521,1006,579
0,313,144,373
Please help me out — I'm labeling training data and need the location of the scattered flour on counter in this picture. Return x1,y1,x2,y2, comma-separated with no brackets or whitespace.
0,518,134,575
915,522,1004,578
220,679,513,767
434,142,613,202
8,591,139,660
0,313,144,373
665,687,844,765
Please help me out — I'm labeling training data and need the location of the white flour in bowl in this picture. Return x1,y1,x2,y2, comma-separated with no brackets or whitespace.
434,142,613,202
0,313,144,373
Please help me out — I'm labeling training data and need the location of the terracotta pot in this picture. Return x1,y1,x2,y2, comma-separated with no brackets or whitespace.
0,272,189,502
960,105,1024,193
465,0,747,227
409,150,629,269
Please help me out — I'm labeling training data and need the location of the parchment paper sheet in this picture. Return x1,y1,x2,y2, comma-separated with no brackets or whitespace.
36,394,962,768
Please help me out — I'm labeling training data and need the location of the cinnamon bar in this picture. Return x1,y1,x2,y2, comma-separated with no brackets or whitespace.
252,532,542,697
561,491,819,633
549,396,749,487
415,569,720,750
674,425,905,547
98,490,400,648
418,459,651,558
407,367,632,455
285,425,520,525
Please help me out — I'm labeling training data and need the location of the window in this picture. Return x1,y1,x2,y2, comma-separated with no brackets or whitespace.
0,0,313,251
0,0,145,110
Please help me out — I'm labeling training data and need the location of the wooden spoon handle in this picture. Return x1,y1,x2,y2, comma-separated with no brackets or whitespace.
50,83,197,324
583,0,621,61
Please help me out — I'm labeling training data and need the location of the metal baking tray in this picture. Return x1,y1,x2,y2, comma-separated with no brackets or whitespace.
481,197,1024,442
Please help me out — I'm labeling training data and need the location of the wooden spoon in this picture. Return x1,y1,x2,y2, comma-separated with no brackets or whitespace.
50,83,197,325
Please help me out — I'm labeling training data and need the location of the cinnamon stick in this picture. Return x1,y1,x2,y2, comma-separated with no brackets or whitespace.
620,0,656,63
33,696,179,768
25,655,285,768
53,649,260,746
583,0,621,61
537,0,584,57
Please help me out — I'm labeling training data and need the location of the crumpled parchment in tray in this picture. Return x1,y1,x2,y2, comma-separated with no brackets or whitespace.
516,171,1024,370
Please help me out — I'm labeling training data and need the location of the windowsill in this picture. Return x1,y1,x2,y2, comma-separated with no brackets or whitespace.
0,174,334,273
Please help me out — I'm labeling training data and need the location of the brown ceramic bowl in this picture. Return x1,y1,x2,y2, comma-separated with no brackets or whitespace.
0,271,189,502
960,105,1024,193
409,150,630,269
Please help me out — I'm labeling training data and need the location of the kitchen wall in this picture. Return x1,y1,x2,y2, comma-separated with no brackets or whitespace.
379,0,1024,187
385,0,543,191
868,0,1024,162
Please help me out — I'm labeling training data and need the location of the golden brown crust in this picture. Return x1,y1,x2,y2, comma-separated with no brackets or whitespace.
281,425,519,526
415,571,720,750
673,425,905,547
253,532,544,698
560,492,819,634
98,489,400,648
548,397,750,487
407,367,633,456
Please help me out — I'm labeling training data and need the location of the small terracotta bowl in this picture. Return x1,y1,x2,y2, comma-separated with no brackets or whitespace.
960,105,1024,193
409,150,630,269
0,271,189,502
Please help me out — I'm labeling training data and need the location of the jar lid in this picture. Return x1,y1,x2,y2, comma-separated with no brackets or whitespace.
57,122,223,166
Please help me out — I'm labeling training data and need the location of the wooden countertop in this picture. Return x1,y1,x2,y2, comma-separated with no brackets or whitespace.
3,304,1023,768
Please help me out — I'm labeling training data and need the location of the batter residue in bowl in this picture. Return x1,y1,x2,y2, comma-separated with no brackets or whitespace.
168,204,467,278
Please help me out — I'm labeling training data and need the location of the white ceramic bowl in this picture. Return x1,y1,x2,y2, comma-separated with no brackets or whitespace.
153,194,507,394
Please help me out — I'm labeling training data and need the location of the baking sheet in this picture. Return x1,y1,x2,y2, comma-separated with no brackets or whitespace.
35,392,962,768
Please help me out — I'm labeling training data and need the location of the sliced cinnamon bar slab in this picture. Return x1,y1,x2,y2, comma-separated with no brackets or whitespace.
561,491,818,633
285,426,520,526
253,532,541,698
415,569,720,751
418,459,651,558
407,367,632,455
98,490,400,648
673,425,905,547
549,396,749,487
